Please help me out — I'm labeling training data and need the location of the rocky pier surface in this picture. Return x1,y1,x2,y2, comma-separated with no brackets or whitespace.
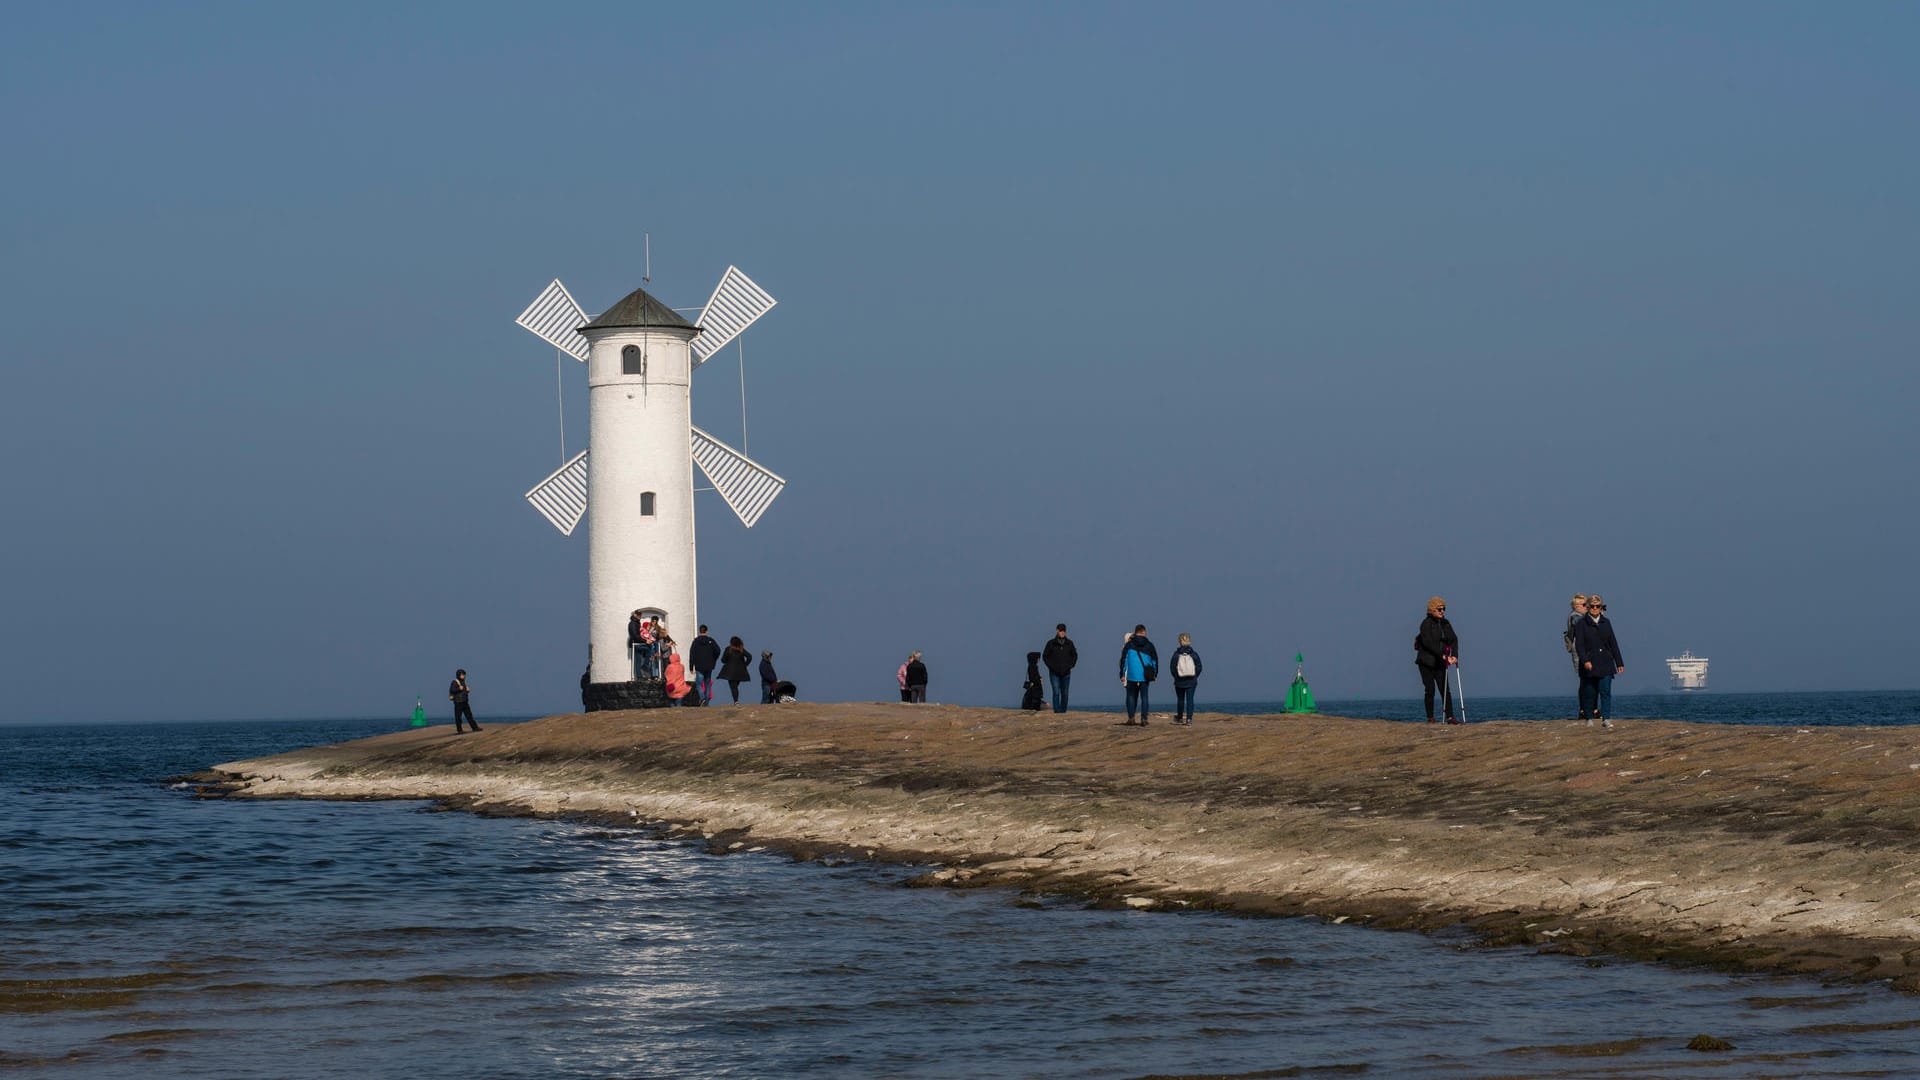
201,703,1920,990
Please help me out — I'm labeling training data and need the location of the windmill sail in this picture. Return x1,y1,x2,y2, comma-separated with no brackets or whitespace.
516,279,592,362
524,450,590,535
690,266,776,366
690,427,785,527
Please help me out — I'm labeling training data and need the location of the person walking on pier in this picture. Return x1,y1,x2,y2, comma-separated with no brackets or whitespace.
689,625,719,706
1574,594,1626,728
448,669,481,733
1042,623,1078,713
904,652,928,703
759,651,779,704
1565,594,1590,720
1415,597,1459,724
1169,633,1203,725
1118,625,1158,726
1022,652,1046,711
718,637,752,703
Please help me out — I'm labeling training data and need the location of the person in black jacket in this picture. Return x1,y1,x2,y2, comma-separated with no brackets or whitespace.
1042,623,1078,713
758,651,779,704
1574,593,1626,728
717,637,752,703
1021,652,1045,711
905,651,928,703
1415,597,1459,724
688,625,720,706
448,669,480,733
1169,633,1203,725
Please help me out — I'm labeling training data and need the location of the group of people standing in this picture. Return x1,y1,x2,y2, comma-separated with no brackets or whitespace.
1413,593,1627,725
1565,593,1625,726
896,652,928,702
628,612,782,706
1024,623,1204,725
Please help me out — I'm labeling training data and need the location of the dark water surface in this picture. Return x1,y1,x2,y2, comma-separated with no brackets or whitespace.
6,710,1920,1078
1080,689,1920,727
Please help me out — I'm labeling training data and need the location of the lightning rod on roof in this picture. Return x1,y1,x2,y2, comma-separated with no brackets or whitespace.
643,232,651,284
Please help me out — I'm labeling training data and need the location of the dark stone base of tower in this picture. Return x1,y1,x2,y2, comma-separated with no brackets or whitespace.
583,679,670,712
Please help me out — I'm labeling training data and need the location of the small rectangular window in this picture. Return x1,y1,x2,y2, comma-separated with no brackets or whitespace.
640,491,656,516
622,345,645,376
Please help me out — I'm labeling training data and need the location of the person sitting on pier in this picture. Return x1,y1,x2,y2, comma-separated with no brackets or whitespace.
663,643,692,706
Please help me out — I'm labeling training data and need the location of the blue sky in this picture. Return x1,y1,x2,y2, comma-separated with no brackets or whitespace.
2,2,1915,721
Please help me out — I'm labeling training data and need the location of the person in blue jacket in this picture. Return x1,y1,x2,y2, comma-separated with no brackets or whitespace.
1169,633,1203,725
1573,594,1626,728
1117,625,1159,726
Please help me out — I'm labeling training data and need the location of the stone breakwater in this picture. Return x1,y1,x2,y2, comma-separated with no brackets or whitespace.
204,703,1920,990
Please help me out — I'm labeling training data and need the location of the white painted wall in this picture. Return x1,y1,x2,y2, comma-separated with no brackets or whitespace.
582,324,699,682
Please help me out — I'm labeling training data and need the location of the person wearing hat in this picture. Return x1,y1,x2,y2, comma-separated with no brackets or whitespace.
1042,623,1079,713
758,650,779,705
447,669,480,733
1573,593,1626,728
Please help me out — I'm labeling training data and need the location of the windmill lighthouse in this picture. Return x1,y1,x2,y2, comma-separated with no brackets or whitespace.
515,266,785,709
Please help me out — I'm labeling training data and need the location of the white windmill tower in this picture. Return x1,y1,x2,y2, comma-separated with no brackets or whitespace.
515,265,785,707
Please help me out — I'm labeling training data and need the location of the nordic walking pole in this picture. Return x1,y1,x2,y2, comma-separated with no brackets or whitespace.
1452,661,1468,724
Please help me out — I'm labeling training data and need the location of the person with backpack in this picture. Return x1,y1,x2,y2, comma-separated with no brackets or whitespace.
1117,625,1159,726
904,651,928,703
1414,597,1459,724
1564,594,1589,720
1169,633,1203,725
1574,593,1626,728
1042,623,1078,713
448,669,480,733
1021,652,1045,711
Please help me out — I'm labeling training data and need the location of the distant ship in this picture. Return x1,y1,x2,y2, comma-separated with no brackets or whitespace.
1666,650,1709,691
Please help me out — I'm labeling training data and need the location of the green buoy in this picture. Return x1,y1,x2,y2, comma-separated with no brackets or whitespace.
1284,653,1317,713
410,695,427,728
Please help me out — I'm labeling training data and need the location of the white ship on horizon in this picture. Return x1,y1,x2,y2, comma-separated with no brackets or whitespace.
1667,650,1709,692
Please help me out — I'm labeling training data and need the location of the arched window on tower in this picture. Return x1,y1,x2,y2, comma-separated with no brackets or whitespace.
622,344,645,376
639,491,656,517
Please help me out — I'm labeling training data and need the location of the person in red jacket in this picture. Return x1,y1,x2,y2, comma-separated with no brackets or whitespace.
663,643,692,706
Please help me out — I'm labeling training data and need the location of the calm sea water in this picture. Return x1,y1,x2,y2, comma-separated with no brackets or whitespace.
6,702,1920,1078
1093,689,1920,727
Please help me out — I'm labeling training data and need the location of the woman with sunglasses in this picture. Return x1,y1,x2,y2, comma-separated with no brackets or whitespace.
1415,596,1459,723
1574,594,1626,728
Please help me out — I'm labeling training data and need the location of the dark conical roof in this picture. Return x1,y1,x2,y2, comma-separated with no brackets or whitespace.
579,284,698,334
